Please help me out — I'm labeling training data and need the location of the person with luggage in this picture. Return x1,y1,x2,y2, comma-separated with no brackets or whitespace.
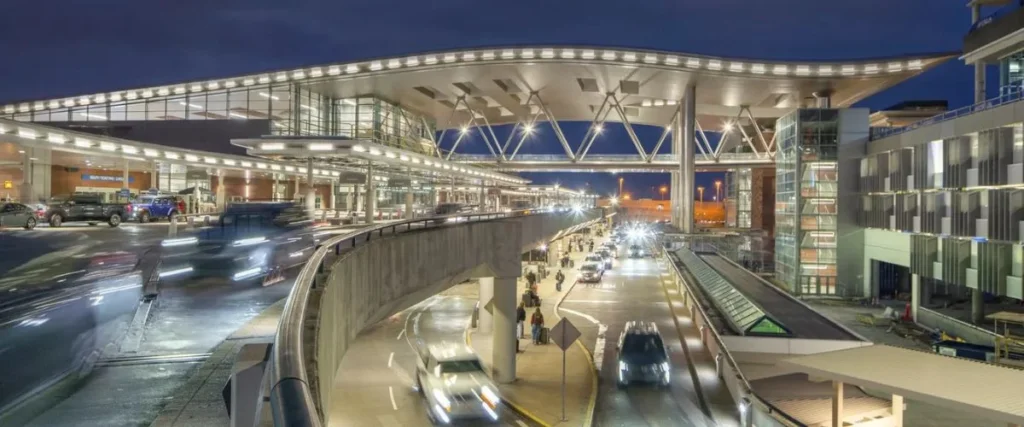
588,240,594,252
531,307,545,344
555,269,565,292
516,302,526,352
526,270,537,288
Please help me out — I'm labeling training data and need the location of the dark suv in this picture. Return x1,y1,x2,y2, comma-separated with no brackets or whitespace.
45,194,129,227
616,321,671,388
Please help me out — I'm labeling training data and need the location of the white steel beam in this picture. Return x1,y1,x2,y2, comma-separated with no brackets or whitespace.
610,94,649,161
531,92,576,161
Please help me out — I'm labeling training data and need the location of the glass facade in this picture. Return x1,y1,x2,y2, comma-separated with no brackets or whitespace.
1000,51,1024,95
5,82,438,156
774,109,839,296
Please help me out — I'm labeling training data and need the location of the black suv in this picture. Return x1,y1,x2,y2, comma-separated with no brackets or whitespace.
616,321,671,388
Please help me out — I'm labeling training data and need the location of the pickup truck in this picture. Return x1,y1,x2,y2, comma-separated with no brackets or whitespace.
131,194,185,223
415,343,501,424
45,194,130,227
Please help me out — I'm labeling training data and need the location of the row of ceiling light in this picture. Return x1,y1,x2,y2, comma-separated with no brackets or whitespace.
2,47,928,115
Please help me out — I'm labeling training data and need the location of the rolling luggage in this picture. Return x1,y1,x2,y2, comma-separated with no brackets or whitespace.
538,327,550,344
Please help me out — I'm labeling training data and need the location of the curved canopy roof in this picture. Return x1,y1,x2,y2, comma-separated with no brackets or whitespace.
2,46,954,129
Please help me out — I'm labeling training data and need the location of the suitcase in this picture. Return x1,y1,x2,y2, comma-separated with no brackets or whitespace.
538,327,550,344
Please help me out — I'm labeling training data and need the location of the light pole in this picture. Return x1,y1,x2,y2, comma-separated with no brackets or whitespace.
697,186,705,208
659,185,667,200
618,177,624,198
714,180,722,203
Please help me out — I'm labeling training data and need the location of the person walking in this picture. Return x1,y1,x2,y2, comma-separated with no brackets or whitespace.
526,270,537,288
531,307,545,344
588,240,594,252
555,269,565,292
516,302,526,352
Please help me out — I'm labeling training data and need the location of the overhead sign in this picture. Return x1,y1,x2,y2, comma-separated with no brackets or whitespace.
550,318,581,351
388,178,411,188
185,170,209,180
82,174,135,183
119,188,131,198
338,172,366,184
2,180,11,189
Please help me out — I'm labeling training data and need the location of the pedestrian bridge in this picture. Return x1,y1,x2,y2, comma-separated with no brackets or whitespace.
450,153,774,172
267,209,605,426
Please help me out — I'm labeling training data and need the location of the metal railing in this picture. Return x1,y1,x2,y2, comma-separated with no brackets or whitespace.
449,152,766,163
662,249,804,427
871,88,1024,141
268,208,598,426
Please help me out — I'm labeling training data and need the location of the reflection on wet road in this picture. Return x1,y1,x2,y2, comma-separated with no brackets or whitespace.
332,287,535,426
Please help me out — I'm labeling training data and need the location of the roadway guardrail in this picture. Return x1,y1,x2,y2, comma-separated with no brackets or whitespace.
268,207,600,427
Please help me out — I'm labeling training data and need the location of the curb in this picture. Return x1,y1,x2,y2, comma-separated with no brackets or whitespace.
465,322,551,427
656,258,713,419
552,278,599,427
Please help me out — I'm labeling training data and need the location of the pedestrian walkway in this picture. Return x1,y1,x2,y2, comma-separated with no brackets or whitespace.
469,233,602,426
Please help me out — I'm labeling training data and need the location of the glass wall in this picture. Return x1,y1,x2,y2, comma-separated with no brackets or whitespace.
774,109,839,296
334,97,437,156
1000,51,1024,95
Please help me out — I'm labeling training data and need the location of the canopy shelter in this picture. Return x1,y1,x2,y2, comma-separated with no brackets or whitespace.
782,344,1024,427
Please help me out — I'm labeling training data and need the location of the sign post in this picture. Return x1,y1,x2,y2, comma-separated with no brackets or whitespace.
550,317,581,422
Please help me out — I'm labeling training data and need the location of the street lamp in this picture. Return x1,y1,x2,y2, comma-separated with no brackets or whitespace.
610,196,619,206
618,177,624,197
623,193,631,201
659,185,667,200
714,180,722,203
697,186,705,208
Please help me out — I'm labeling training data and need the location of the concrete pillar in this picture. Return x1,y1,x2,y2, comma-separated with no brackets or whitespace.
676,84,696,233
479,183,486,211
355,184,364,213
151,161,160,191
494,189,502,211
429,186,437,207
971,288,985,325
364,163,375,225
18,150,34,203
305,159,316,215
973,4,987,104
911,274,920,323
216,173,226,209
670,171,680,226
330,180,336,210
492,276,518,383
272,174,279,201
122,159,130,199
405,183,415,219
832,381,844,427
892,394,904,427
345,186,354,211
478,278,494,334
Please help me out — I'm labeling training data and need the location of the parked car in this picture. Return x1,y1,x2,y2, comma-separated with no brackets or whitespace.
156,202,316,285
45,194,130,227
0,203,38,230
131,194,185,223
415,343,501,424
0,250,143,416
616,321,671,388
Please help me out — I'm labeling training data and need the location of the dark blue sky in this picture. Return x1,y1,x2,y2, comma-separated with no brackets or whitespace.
0,0,986,198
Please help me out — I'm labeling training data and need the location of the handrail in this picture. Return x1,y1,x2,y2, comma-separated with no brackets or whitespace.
663,249,805,427
269,207,596,426
871,88,1024,141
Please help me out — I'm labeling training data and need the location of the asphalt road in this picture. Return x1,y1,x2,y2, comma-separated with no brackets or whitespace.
331,288,536,427
558,255,717,427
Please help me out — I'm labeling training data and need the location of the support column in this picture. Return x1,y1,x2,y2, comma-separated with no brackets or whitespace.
345,186,354,212
151,161,160,191
495,189,502,211
676,84,696,233
405,177,415,219
305,159,316,215
973,4,987,104
18,151,34,203
832,381,844,427
670,171,680,226
354,184,363,213
216,173,226,210
911,274,920,323
478,278,494,334
364,163,375,225
122,159,131,201
971,288,985,325
892,394,904,427
491,276,518,383
479,183,486,211
272,174,279,201
330,180,336,210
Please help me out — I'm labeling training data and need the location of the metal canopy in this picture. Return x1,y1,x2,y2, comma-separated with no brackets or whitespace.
675,249,790,336
232,137,528,186
782,344,1024,426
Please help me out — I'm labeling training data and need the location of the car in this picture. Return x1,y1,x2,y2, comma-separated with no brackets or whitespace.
579,262,603,282
155,202,316,285
0,250,143,416
131,194,185,223
584,254,604,268
629,244,648,258
616,321,671,389
596,249,613,269
45,194,129,227
0,202,38,230
415,343,501,424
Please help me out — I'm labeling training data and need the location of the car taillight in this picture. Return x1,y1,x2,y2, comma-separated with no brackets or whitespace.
126,204,133,213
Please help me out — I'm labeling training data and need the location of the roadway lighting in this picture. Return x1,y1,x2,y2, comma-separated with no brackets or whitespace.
722,122,734,132
523,124,534,134
460,127,469,135
609,197,619,206
594,124,603,134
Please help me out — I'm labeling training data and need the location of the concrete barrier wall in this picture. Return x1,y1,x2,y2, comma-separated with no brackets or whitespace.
720,336,872,355
310,211,601,424
918,307,998,346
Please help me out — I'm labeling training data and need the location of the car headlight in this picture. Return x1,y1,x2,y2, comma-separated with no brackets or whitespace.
432,389,452,411
480,385,499,408
619,361,628,371
661,362,670,372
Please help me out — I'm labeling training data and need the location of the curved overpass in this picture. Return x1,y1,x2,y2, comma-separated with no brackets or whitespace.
270,209,605,426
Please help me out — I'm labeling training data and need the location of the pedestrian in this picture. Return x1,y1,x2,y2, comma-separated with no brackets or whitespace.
526,270,537,288
588,241,594,252
516,302,527,352
555,269,565,292
531,307,545,344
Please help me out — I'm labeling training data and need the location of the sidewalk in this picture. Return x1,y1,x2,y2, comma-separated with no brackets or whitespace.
469,234,603,427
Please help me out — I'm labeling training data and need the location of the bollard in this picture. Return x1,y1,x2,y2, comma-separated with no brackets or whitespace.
321,210,328,222
169,215,178,237
187,216,195,228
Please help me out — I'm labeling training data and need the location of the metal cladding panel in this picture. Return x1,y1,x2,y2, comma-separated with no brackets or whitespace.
895,194,918,232
887,148,913,192
913,143,930,190
978,127,1014,186
876,152,890,192
910,234,938,278
990,189,1024,242
951,191,979,238
940,238,971,287
921,192,942,234
943,136,971,189
976,242,1012,295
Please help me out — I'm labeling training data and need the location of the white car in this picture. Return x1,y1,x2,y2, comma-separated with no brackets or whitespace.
416,344,501,424
579,262,604,282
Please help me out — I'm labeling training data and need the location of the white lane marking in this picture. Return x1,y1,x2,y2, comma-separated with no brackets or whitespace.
558,306,607,372
388,386,398,410
516,420,528,427
396,328,406,340
388,352,394,368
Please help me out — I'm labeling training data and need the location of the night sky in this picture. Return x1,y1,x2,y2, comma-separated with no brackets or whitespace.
0,1,989,198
